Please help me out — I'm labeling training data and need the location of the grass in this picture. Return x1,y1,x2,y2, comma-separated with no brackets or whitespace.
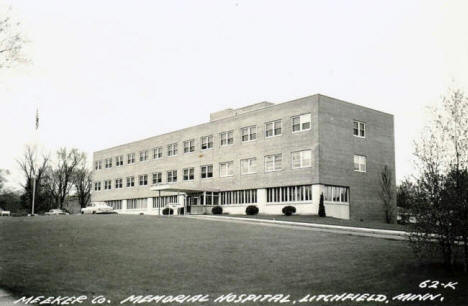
223,214,409,231
0,215,467,305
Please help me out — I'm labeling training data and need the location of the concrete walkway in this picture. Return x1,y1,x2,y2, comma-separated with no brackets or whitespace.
186,215,409,240
0,289,21,306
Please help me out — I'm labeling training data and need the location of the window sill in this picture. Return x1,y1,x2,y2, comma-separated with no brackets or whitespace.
292,129,311,134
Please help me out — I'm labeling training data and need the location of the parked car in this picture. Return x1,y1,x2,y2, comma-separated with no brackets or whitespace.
0,208,11,216
44,209,69,216
81,202,114,214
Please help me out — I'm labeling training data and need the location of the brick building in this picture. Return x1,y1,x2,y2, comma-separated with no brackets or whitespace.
91,94,395,221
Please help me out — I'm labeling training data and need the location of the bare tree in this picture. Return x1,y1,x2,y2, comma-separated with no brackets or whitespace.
45,148,85,209
73,156,92,209
0,7,27,69
17,145,50,211
379,165,395,223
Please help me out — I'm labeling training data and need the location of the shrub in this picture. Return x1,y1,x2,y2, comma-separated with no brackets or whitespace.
162,208,174,215
245,205,259,216
212,206,223,215
282,206,296,216
318,193,326,217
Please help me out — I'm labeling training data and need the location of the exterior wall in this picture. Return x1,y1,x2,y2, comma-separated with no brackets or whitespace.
92,95,319,202
91,94,395,221
317,95,396,221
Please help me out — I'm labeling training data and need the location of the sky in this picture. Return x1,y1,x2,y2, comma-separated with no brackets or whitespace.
1,0,467,190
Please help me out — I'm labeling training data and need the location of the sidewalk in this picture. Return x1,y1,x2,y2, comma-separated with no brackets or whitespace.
187,215,409,240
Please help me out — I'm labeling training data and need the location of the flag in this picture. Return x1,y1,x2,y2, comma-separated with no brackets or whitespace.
35,108,39,130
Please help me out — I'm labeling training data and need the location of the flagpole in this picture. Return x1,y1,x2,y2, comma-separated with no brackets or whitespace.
31,107,39,216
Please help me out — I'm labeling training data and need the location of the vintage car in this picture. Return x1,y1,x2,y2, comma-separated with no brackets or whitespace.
0,208,11,216
81,202,114,214
44,209,69,216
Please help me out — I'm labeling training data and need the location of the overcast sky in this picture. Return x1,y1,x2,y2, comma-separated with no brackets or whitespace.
1,0,467,189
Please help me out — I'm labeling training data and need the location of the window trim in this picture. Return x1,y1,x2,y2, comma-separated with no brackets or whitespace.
183,139,195,153
354,154,367,173
201,135,214,150
264,153,282,172
219,161,234,177
183,167,195,181
201,164,214,179
353,120,366,138
265,119,282,138
291,113,312,133
241,125,257,142
240,157,257,175
220,130,234,147
291,149,312,169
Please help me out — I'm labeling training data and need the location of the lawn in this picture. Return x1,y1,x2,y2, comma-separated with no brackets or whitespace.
0,215,467,305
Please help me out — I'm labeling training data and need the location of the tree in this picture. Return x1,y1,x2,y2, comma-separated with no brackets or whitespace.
0,7,27,69
0,168,9,192
410,89,468,271
73,156,92,209
379,165,395,223
44,148,85,209
397,178,417,209
17,145,50,212
318,193,326,217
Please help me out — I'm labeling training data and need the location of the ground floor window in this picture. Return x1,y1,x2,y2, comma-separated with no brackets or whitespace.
106,200,122,210
127,198,148,209
267,185,312,203
324,186,349,203
219,189,257,205
152,196,178,208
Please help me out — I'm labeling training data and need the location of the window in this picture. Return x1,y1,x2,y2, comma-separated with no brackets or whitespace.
241,126,256,142
241,158,256,175
115,155,123,166
265,120,282,137
201,165,213,178
219,161,234,177
267,185,312,203
292,150,312,168
139,174,148,186
105,158,112,168
94,182,101,191
126,176,135,187
354,155,367,172
167,143,177,156
127,198,147,210
153,147,163,159
127,153,135,164
153,196,178,208
167,170,177,183
354,121,366,138
265,154,282,172
292,113,311,132
219,189,257,205
220,131,234,146
94,160,102,170
183,168,195,181
152,172,162,184
104,180,112,190
183,139,195,153
106,200,122,210
139,150,148,162
201,135,213,150
324,186,349,203
115,178,123,189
